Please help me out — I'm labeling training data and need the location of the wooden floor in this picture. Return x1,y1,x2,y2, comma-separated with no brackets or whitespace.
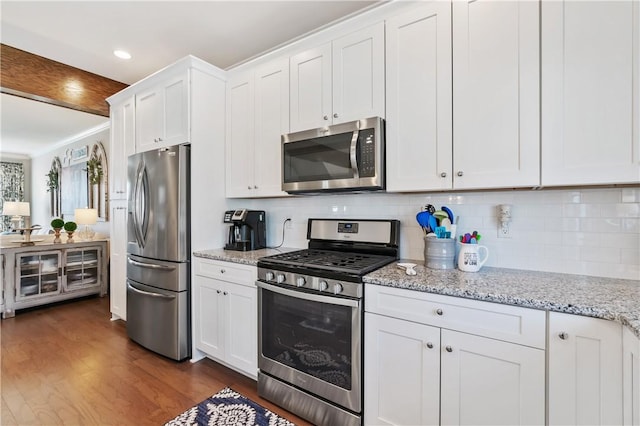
1,296,312,426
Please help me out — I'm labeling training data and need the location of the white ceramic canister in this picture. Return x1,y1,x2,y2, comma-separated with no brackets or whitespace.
457,242,489,272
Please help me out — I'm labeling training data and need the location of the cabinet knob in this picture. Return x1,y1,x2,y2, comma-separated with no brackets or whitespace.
223,291,228,296
220,269,225,274
158,137,163,142
333,113,338,118
457,171,464,177
435,308,443,316
217,289,221,294
445,345,453,353
558,332,569,340
254,185,258,189
323,115,329,120
425,342,434,349
440,172,447,178
248,186,252,190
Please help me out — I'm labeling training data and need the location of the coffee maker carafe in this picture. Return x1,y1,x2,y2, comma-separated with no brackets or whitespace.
224,209,266,251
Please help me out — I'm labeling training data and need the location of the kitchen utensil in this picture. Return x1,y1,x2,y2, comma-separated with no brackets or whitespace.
423,204,436,214
441,206,455,223
397,262,417,275
428,215,438,233
416,211,431,234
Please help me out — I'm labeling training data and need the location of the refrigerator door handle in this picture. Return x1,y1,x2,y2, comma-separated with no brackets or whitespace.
127,257,176,271
127,281,176,300
133,161,148,248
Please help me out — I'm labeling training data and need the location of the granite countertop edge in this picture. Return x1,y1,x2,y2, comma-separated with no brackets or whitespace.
193,249,640,339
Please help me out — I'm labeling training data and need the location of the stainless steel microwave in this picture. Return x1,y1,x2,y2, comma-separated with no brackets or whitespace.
282,117,385,193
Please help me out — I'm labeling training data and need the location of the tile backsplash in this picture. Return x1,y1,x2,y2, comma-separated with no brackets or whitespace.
228,187,640,280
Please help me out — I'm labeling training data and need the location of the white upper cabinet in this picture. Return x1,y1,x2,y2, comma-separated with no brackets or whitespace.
290,22,385,132
135,71,189,153
386,2,453,192
225,71,255,198
541,0,640,186
253,58,290,197
109,96,135,200
225,57,290,198
452,0,540,189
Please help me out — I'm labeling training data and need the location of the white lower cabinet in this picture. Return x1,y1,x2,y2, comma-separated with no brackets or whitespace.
193,258,257,378
109,200,128,321
365,285,545,425
548,312,623,426
624,327,640,426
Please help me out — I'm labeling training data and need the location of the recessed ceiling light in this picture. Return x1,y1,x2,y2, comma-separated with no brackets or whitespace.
113,50,132,60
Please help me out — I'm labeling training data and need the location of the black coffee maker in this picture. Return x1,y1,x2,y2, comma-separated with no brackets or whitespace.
224,209,267,251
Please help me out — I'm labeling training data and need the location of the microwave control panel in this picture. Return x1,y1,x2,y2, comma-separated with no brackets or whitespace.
358,128,376,177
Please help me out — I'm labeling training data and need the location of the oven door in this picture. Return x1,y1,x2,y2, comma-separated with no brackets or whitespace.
257,281,362,413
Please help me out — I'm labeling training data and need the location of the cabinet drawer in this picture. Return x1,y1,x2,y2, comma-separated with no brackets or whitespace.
194,258,256,286
365,285,545,349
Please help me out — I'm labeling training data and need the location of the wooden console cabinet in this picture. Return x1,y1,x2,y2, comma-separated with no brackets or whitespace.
1,239,108,318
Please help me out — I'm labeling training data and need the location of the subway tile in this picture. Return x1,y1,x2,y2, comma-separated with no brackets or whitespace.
612,203,640,218
562,203,601,218
600,233,640,250
622,218,640,233
579,218,621,233
581,189,620,204
621,248,640,266
579,246,620,264
563,191,583,204
561,218,581,232
562,232,601,247
622,188,640,203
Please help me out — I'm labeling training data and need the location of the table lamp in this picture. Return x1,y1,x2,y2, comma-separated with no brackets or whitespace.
2,201,30,230
75,208,98,240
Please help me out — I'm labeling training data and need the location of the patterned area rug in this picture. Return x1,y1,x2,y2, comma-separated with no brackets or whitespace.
165,387,296,426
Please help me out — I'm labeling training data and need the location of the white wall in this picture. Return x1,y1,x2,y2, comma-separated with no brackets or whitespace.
30,127,110,236
227,187,640,281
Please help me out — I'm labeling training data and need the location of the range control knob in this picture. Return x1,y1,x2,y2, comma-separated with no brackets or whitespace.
276,274,286,284
319,280,329,291
333,283,343,294
265,272,275,281
296,277,306,287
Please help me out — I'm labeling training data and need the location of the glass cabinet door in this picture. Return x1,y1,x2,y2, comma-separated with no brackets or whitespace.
15,251,62,301
64,247,101,291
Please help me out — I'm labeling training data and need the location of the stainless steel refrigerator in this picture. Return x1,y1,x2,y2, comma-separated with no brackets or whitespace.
126,144,191,361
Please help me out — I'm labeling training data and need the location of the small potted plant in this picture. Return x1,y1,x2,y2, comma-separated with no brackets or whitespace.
63,221,77,243
51,218,64,243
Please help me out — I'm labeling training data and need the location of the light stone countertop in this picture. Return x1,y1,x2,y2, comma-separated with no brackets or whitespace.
192,247,301,266
364,261,640,339
192,248,640,338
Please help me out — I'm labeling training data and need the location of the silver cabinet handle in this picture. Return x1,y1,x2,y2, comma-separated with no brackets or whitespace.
457,171,464,177
217,289,221,294
333,113,338,118
223,291,228,296
248,186,252,190
558,332,569,340
436,308,443,316
220,269,225,274
323,115,329,120
445,345,453,352
426,342,434,349
440,172,447,178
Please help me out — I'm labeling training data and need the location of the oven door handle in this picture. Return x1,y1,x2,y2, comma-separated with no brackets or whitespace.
256,281,359,308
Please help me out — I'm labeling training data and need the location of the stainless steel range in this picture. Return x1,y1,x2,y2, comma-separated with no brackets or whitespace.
257,218,400,426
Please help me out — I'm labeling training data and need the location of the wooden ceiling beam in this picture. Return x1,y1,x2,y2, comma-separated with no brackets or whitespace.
0,44,128,117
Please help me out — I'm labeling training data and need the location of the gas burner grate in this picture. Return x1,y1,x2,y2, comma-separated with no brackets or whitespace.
261,249,394,275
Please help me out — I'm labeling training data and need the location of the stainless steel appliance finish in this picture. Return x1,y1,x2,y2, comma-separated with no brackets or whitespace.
126,144,191,361
282,117,385,193
257,218,399,426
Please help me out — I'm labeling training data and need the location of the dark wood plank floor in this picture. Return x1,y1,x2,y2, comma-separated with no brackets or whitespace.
1,296,312,425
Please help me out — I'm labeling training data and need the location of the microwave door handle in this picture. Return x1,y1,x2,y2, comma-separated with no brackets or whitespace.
350,130,360,178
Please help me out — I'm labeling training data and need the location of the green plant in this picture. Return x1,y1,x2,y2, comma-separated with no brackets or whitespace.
63,221,77,232
87,157,103,185
46,169,59,192
50,218,64,229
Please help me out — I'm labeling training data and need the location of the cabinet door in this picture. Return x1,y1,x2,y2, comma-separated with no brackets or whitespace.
109,97,135,199
110,201,128,321
135,87,163,153
254,58,290,197
541,1,640,186
15,251,62,301
224,282,257,377
225,72,255,197
64,247,101,291
364,313,440,426
623,326,640,426
386,2,453,192
193,275,225,360
290,43,332,132
332,22,385,124
452,0,539,189
440,330,545,425
135,73,189,153
548,312,623,425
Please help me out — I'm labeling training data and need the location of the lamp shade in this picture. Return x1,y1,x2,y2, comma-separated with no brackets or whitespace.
2,201,30,217
75,208,98,225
